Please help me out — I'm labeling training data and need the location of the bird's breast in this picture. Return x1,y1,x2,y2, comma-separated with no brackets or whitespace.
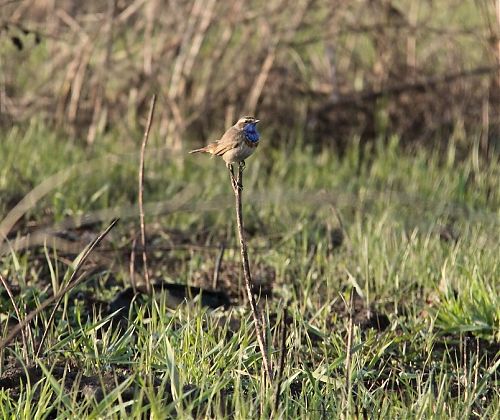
244,137,259,148
222,140,258,164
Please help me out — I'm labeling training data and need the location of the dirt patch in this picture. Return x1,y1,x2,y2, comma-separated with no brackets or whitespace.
107,282,230,322
329,291,391,332
191,260,276,304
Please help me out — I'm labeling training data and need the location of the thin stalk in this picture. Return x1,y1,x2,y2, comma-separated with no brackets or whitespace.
344,291,354,418
0,274,30,363
0,218,119,353
231,164,273,382
212,243,225,289
139,94,156,294
35,218,119,357
274,305,289,413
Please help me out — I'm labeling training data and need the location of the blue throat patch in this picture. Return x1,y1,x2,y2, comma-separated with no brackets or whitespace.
243,123,260,143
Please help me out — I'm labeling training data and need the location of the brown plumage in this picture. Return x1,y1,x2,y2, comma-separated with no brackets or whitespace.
189,116,260,167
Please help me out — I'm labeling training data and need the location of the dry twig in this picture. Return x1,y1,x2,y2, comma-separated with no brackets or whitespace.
35,218,119,357
138,94,157,294
212,243,225,289
274,305,289,413
231,163,273,382
0,218,119,353
344,291,355,418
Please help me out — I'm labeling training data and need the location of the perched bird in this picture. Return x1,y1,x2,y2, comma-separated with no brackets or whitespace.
189,116,260,185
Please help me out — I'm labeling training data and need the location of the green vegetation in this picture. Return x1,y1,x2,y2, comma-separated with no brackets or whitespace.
1,0,499,417
0,123,498,417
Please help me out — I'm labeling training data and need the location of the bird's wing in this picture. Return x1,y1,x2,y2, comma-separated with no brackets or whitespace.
212,141,239,156
211,128,240,156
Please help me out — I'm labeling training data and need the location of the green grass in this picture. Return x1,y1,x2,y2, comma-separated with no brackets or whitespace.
0,124,499,418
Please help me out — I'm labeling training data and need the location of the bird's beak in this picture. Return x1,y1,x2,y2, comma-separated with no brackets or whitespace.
254,119,260,124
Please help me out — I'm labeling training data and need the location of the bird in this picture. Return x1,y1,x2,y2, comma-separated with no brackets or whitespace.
189,116,260,188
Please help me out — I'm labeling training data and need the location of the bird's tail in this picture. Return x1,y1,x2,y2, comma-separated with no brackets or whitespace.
189,143,216,154
188,147,209,154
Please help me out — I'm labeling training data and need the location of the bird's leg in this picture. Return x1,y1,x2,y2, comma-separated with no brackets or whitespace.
227,163,237,190
236,160,245,190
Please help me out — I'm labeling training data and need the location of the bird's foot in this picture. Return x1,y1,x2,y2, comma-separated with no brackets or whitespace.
228,163,243,191
227,164,240,190
236,161,245,190
233,176,243,191
228,163,234,177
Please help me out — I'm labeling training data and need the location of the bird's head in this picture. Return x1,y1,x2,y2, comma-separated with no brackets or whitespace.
235,116,260,143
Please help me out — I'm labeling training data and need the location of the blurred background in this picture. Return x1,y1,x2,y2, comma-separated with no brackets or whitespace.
1,0,499,155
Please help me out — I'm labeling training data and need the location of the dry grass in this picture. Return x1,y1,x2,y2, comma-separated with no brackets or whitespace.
1,0,498,154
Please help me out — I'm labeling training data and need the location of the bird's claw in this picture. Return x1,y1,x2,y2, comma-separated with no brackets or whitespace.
227,164,241,191
228,163,244,191
232,177,243,191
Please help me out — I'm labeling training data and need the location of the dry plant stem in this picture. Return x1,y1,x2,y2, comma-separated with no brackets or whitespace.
274,305,289,413
231,163,273,382
212,243,225,289
474,338,480,391
25,218,119,357
87,0,116,145
0,274,29,363
344,291,354,418
0,167,75,241
139,94,157,294
129,237,137,293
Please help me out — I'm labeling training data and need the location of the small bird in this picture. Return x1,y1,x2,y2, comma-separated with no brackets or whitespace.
189,116,260,186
